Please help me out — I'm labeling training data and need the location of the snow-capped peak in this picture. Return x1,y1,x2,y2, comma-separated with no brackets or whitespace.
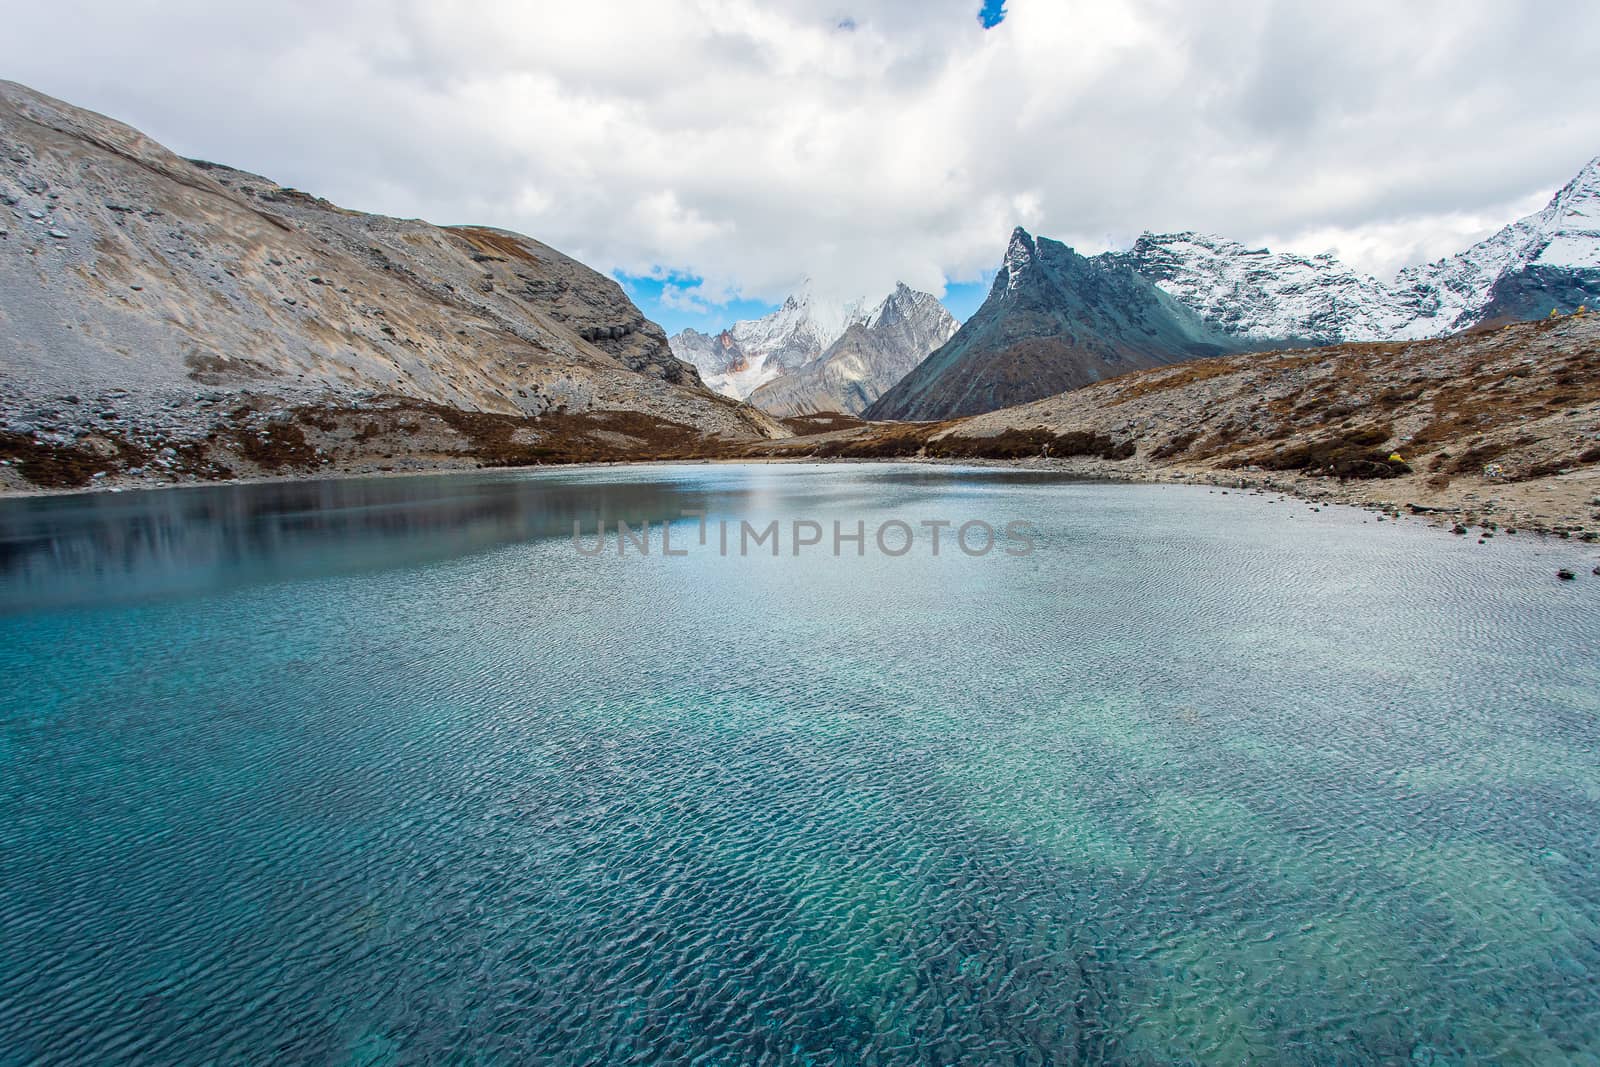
734,278,871,356
863,282,934,329
669,281,945,401
1553,154,1600,204
668,279,953,404
1390,154,1600,333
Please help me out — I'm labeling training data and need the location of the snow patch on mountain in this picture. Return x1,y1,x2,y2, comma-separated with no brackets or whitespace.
1111,233,1407,344
1002,228,1035,293
747,283,960,416
669,283,868,400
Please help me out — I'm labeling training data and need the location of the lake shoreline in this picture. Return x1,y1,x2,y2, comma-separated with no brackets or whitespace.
3,451,1598,563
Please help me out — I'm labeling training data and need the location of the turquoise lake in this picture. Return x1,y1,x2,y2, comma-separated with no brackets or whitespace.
1,463,1598,1064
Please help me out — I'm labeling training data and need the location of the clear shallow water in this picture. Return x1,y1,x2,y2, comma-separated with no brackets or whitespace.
1,464,1598,1065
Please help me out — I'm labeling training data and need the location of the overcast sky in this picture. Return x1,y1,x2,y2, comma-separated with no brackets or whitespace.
5,0,1598,332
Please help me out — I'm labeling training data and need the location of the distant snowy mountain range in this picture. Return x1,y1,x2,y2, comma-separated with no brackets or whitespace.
871,155,1600,420
1110,155,1600,345
669,283,957,415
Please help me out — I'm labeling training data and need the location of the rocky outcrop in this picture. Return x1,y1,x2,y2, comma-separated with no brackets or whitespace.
0,78,783,491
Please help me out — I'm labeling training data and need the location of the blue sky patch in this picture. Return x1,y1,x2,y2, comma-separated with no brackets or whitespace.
940,274,994,322
618,269,995,338
615,272,779,336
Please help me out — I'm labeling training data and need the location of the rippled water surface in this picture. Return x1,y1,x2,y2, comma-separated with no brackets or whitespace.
2,464,1598,1065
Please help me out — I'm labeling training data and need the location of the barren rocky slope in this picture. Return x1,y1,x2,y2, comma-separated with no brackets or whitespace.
754,314,1600,536
0,80,782,491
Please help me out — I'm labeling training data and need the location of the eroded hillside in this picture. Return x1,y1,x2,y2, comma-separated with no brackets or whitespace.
0,80,782,489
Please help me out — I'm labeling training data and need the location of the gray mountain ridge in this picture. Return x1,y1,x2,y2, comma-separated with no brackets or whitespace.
871,157,1600,420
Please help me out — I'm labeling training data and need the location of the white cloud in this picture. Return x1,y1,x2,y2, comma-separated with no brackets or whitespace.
658,282,720,314
4,0,1597,307
1262,191,1556,280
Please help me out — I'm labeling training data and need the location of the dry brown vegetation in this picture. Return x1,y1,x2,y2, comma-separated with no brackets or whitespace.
927,428,1137,461
2,394,727,489
0,431,123,488
779,413,869,435
0,427,232,488
425,405,707,465
1219,424,1408,479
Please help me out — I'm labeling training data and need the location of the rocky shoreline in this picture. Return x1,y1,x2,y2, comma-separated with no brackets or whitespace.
1005,454,1600,544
